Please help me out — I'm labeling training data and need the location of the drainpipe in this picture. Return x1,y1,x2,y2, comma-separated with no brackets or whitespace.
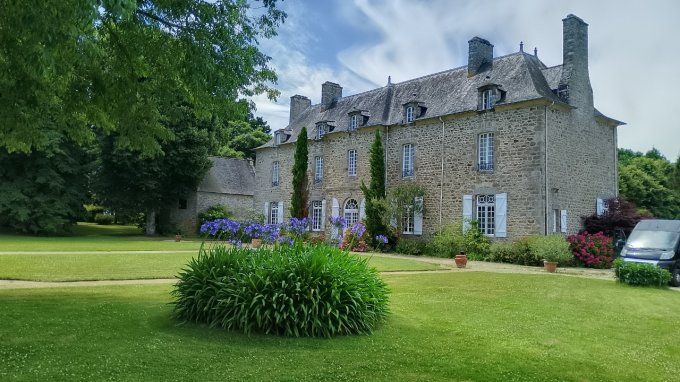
385,125,389,192
438,116,445,230
544,102,554,235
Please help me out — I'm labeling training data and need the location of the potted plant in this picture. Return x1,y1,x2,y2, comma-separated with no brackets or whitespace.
532,235,572,273
454,251,468,268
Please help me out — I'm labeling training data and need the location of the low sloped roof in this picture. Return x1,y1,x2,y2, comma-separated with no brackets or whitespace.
197,157,255,196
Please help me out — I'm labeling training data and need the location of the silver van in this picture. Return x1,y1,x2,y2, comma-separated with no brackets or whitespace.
620,220,680,287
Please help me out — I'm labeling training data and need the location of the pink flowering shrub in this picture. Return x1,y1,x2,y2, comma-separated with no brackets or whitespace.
567,231,615,268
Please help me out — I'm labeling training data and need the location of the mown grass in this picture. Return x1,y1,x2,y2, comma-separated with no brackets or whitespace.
1,272,679,381
0,223,203,252
0,252,441,281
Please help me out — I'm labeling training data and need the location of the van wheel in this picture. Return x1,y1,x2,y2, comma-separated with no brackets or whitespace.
671,269,680,288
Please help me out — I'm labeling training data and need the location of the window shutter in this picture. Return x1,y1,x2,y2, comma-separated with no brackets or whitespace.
264,202,270,223
596,198,604,216
462,195,473,232
359,199,366,220
495,193,507,238
560,210,568,233
331,198,339,240
321,200,327,230
277,201,284,224
414,196,424,235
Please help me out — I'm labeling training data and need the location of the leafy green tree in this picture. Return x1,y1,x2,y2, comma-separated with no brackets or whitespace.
619,154,679,219
361,130,388,245
290,127,309,218
0,0,285,155
95,104,213,235
0,137,93,234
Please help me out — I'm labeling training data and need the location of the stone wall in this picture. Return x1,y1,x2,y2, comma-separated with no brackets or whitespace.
169,192,255,234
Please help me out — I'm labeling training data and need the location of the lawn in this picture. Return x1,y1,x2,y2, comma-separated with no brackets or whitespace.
0,223,203,252
0,252,441,281
1,272,679,381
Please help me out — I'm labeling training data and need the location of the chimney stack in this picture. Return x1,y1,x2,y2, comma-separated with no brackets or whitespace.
289,94,311,124
321,81,342,109
467,37,493,77
558,14,593,110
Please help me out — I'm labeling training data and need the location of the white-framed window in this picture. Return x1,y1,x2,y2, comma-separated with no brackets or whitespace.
344,199,359,227
405,106,415,123
269,202,279,224
272,161,280,186
311,201,323,231
402,205,414,234
347,149,357,176
275,132,283,145
314,156,323,183
476,194,495,236
481,89,494,110
349,114,358,131
316,124,326,140
402,143,414,177
478,133,494,171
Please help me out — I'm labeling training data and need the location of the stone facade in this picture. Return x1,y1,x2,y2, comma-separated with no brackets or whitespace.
253,14,623,241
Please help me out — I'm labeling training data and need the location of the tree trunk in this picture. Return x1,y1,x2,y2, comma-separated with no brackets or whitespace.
145,210,157,236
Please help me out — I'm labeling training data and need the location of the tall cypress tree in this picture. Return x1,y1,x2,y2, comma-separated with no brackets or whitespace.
361,130,388,244
290,127,309,218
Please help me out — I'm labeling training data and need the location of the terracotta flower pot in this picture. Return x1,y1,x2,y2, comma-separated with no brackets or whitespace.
454,254,468,268
544,261,558,273
251,238,262,249
174,234,182,242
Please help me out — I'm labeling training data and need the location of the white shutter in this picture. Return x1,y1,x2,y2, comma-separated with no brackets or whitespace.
359,199,366,220
390,216,397,228
596,198,605,216
560,210,568,233
321,199,327,230
495,193,507,238
462,195,473,232
331,198,339,241
277,201,284,224
413,196,423,236
264,202,270,223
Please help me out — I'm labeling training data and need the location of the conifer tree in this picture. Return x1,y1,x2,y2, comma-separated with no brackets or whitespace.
361,130,388,244
290,127,309,218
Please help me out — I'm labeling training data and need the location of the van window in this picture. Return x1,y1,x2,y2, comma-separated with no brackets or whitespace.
627,230,680,250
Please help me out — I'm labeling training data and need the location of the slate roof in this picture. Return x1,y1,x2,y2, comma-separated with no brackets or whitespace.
197,156,255,196
262,52,620,148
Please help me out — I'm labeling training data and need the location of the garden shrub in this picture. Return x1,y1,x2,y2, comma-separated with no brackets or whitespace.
395,238,428,256
613,259,671,287
173,243,390,337
530,235,571,264
424,222,491,260
84,204,105,222
94,213,114,225
488,236,542,266
340,222,368,252
567,231,615,268
198,205,232,227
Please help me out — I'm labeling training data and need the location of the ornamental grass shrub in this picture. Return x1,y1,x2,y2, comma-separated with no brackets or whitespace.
424,222,491,259
530,235,572,264
613,259,671,287
173,243,390,337
567,231,615,268
488,236,542,265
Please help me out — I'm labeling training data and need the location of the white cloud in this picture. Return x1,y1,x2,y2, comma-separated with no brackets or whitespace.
254,0,680,159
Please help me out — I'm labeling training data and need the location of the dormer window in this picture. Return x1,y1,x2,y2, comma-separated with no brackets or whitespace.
481,89,494,110
275,132,284,145
349,114,358,131
405,106,415,123
316,124,326,140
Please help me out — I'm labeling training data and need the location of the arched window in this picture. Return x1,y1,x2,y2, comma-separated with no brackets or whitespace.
344,199,359,227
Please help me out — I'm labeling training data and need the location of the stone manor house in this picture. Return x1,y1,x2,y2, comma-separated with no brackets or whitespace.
252,14,623,240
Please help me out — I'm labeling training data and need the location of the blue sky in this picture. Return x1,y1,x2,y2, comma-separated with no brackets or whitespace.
252,0,680,159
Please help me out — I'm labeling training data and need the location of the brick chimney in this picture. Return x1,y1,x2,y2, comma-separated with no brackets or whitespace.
467,37,493,77
289,94,311,124
321,81,342,109
558,14,593,111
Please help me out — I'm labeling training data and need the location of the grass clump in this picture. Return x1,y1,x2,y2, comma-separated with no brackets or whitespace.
173,243,390,337
530,234,571,264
